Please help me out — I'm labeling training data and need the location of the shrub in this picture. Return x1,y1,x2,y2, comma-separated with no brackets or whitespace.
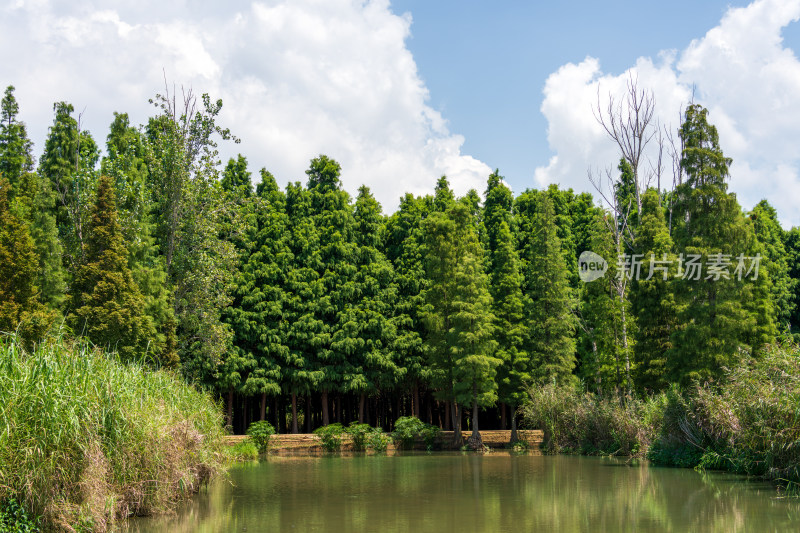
392,416,426,449
0,498,40,533
246,421,276,453
369,429,390,452
420,424,442,450
345,422,374,451
314,423,345,451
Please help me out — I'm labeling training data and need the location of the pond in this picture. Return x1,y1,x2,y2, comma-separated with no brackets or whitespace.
128,452,800,532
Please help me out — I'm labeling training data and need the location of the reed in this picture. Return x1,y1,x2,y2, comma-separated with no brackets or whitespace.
0,335,226,531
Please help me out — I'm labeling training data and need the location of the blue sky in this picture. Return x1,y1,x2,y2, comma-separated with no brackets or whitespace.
392,0,756,188
2,0,800,225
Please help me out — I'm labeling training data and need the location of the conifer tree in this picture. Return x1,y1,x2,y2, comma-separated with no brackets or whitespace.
749,200,795,333
1,87,66,309
629,188,677,392
424,202,499,445
39,102,99,268
103,112,176,366
68,175,156,361
669,104,776,384
350,185,400,422
385,193,432,420
521,191,577,384
0,176,53,347
483,171,528,440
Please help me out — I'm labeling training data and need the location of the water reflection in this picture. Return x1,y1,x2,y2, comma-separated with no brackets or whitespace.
127,453,800,532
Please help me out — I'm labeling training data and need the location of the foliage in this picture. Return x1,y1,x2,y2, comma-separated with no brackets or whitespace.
226,440,259,462
345,422,376,452
368,429,390,452
391,416,440,450
245,421,276,453
314,423,346,452
0,336,226,531
521,383,661,457
0,498,41,533
67,176,157,362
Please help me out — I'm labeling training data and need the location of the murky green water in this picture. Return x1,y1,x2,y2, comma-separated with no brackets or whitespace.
128,453,800,532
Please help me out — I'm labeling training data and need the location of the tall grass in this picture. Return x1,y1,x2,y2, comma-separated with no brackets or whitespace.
0,335,226,531
521,344,800,486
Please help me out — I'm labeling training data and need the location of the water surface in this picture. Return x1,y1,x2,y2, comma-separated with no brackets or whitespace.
128,453,800,532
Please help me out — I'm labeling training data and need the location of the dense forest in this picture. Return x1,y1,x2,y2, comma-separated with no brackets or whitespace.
2,84,799,440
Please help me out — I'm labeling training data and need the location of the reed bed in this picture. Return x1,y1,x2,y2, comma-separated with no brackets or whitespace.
0,336,226,531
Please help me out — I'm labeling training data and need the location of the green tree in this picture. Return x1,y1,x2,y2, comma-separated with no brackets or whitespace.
668,104,776,385
39,101,99,268
629,188,677,392
68,175,156,361
748,200,795,333
0,86,34,187
0,176,54,346
423,202,499,445
484,171,528,440
520,191,577,385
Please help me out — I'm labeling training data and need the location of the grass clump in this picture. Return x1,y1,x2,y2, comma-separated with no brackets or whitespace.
226,440,259,461
0,336,226,531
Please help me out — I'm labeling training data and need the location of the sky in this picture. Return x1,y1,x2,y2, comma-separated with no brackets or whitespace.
2,0,800,226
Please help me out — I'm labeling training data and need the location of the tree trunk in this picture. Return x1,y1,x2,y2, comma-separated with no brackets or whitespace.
260,392,267,421
471,384,480,441
321,390,330,426
226,389,234,431
510,404,519,443
500,402,507,430
452,402,462,445
291,392,299,434
412,383,420,418
426,394,433,425
358,393,365,423
336,394,342,423
444,400,451,431
305,396,312,433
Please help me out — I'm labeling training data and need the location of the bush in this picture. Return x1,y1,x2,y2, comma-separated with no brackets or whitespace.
314,423,345,451
0,336,225,531
345,422,374,451
420,424,442,450
369,429,390,452
0,498,40,533
246,421,276,453
392,416,426,449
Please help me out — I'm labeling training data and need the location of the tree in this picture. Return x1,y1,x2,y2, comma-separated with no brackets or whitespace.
629,188,677,392
520,191,577,385
0,86,34,188
748,200,795,334
103,111,176,366
484,171,528,441
39,101,99,268
423,202,499,445
668,104,776,385
0,176,53,347
68,175,156,361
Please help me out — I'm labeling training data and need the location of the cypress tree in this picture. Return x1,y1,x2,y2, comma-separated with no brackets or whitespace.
68,175,156,361
629,188,677,392
669,105,776,385
522,191,577,384
484,171,528,440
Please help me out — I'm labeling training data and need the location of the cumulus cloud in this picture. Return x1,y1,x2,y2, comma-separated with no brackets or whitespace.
535,0,800,227
0,0,490,211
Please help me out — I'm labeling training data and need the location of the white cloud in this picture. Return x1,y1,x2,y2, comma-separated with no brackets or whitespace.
0,0,490,212
536,0,800,227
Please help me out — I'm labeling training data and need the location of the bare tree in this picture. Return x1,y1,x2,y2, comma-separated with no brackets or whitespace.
594,73,657,224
